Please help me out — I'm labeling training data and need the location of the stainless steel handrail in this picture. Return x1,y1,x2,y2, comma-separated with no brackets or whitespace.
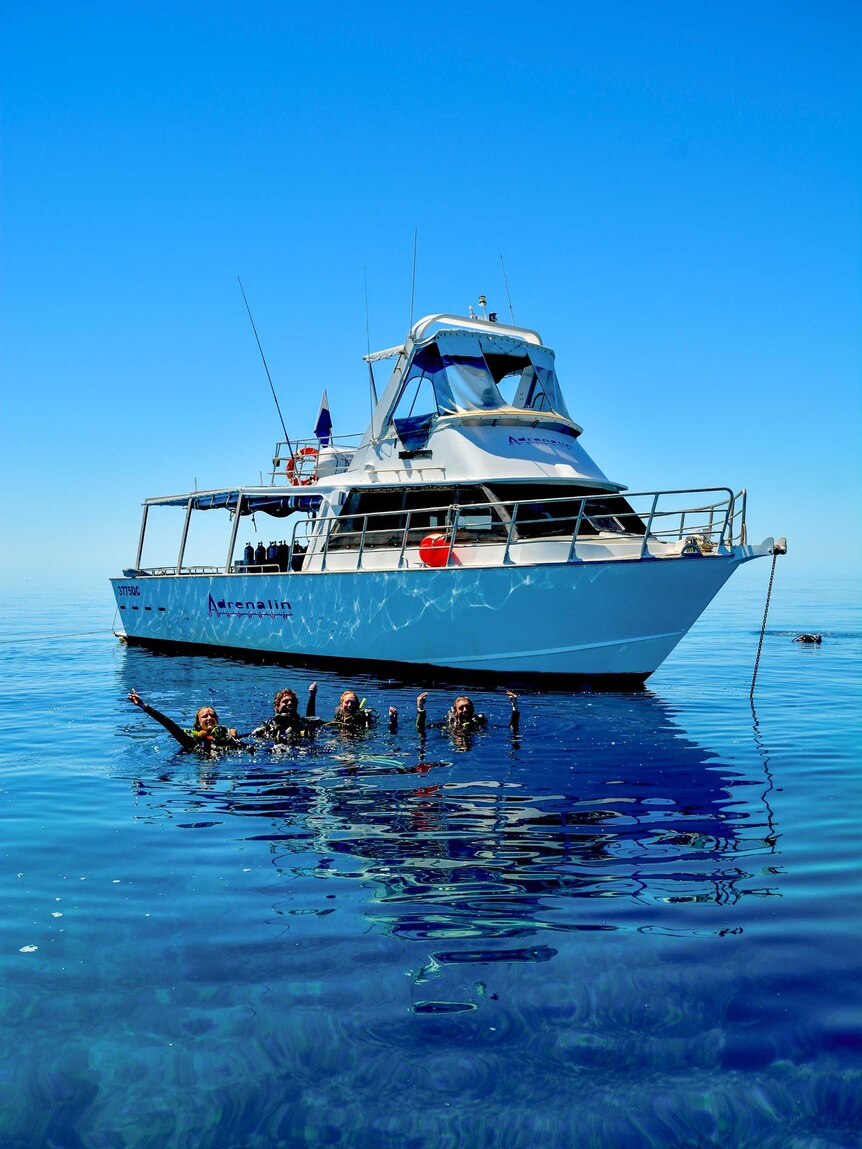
133,485,747,576
228,563,281,575
396,511,413,570
640,493,660,559
136,564,227,576
269,434,363,485
567,498,586,563
283,486,741,572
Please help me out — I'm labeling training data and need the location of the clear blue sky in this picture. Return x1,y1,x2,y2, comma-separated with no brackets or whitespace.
2,1,859,588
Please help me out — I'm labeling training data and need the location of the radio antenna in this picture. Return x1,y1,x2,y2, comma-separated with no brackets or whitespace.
409,227,418,332
237,276,292,459
500,254,516,324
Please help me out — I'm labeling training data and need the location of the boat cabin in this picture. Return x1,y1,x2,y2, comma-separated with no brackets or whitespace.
122,314,746,577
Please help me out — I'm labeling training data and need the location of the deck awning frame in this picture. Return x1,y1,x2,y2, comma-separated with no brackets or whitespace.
142,488,322,515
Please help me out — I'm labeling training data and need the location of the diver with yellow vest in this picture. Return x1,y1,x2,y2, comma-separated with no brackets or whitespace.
127,689,246,752
308,686,398,732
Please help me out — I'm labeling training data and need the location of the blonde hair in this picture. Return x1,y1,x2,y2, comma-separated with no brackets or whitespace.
193,706,218,730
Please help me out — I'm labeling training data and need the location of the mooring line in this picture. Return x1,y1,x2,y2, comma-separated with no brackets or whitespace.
750,549,779,700
0,630,106,645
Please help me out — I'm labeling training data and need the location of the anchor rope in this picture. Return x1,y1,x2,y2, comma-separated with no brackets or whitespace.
0,630,106,646
750,549,779,700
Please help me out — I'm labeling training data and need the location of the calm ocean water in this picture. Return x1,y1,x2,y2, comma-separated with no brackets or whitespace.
1,566,860,1149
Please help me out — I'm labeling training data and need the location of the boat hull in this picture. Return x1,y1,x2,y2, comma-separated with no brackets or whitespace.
111,549,760,684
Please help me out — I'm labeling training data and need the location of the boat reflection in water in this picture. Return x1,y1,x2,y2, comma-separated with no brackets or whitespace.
124,683,779,972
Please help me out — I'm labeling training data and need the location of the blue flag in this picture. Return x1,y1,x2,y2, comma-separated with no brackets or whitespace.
314,389,333,446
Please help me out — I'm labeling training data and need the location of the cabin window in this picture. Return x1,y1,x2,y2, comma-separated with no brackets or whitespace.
329,484,644,552
483,352,533,406
393,375,439,422
441,351,506,411
514,365,555,413
389,333,573,425
485,485,646,538
510,348,572,419
393,344,445,421
328,485,509,550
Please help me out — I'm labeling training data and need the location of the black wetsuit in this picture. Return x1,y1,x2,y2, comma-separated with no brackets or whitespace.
333,708,377,729
137,702,244,752
416,708,519,735
250,714,320,742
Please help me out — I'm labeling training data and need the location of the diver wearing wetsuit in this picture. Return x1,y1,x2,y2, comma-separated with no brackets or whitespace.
128,690,245,752
415,691,520,735
249,684,322,743
310,688,398,732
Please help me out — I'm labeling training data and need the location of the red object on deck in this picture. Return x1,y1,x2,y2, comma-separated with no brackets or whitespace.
418,533,450,567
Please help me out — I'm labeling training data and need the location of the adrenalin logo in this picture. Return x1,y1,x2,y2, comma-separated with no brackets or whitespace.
207,594,292,621
508,434,575,452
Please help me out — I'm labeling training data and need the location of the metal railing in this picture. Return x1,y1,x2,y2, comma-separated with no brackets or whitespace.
282,487,747,573
132,564,227,577
131,488,748,577
268,435,362,485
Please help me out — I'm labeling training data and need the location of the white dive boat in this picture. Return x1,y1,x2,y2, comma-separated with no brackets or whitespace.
111,311,784,685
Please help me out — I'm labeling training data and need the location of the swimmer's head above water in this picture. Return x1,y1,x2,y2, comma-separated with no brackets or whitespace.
193,706,219,732
273,689,299,715
451,696,475,724
337,690,360,718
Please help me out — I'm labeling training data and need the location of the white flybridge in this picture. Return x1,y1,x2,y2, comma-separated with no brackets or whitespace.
111,311,784,685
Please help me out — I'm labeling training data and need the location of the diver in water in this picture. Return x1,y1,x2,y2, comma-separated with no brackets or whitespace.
249,683,322,743
127,690,245,752
415,690,519,735
309,687,398,731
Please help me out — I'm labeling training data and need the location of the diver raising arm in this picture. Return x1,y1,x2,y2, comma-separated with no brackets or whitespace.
415,690,520,734
127,690,243,752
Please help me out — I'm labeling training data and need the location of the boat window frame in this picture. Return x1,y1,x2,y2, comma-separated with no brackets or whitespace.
383,331,573,432
484,484,646,538
325,482,645,554
328,484,511,551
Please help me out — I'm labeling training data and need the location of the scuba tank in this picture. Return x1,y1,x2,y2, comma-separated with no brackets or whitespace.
277,541,289,571
254,542,266,565
243,542,254,566
266,541,278,564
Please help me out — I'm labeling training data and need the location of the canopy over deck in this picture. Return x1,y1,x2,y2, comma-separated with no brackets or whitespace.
144,489,322,516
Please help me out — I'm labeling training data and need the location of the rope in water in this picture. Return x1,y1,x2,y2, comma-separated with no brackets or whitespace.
750,550,779,700
0,630,107,645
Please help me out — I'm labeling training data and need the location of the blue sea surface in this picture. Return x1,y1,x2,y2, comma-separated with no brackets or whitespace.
1,567,860,1148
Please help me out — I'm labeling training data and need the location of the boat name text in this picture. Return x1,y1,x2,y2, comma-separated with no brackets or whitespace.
207,594,293,621
117,584,141,596
508,434,575,453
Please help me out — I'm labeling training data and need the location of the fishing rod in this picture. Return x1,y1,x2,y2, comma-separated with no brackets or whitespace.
364,265,378,416
237,276,294,462
408,227,418,332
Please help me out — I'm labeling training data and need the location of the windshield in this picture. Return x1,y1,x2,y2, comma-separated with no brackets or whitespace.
391,331,572,424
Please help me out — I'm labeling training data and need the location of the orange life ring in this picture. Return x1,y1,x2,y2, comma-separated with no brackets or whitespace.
285,447,319,486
